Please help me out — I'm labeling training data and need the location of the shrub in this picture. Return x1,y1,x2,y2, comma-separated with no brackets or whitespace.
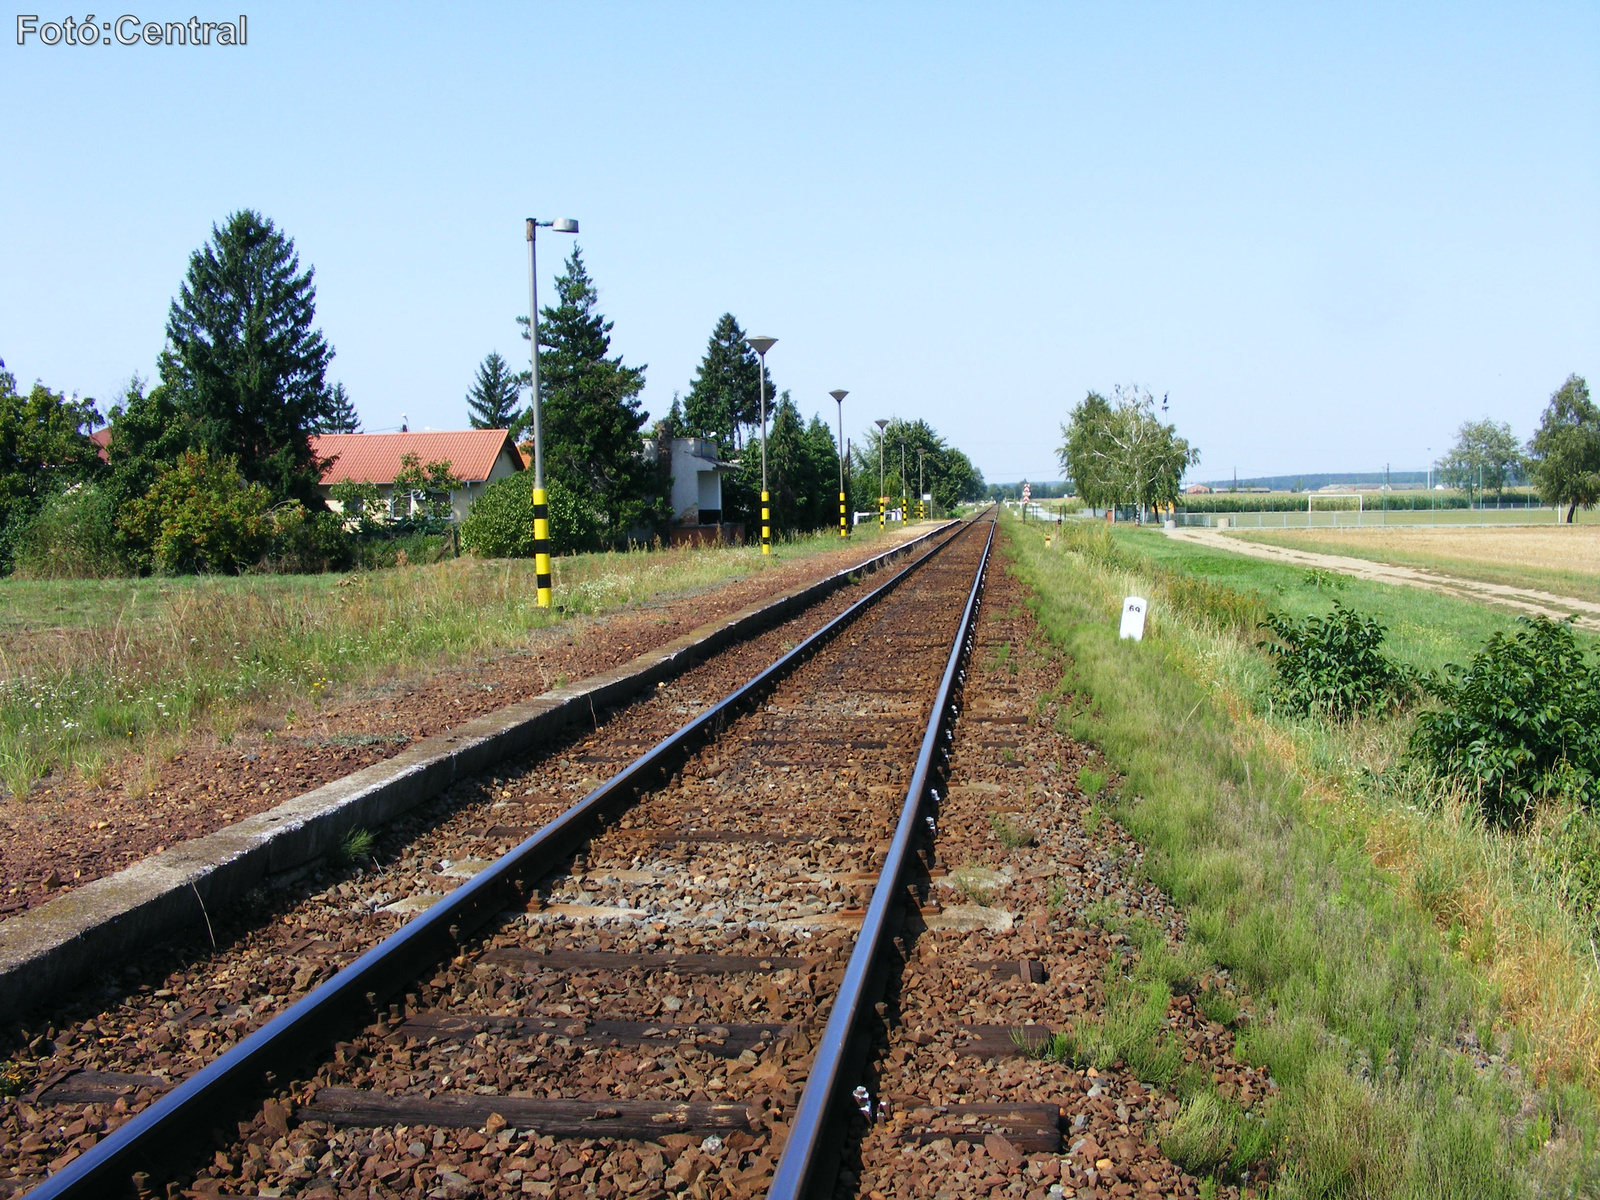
1412,616,1600,824
117,449,274,573
11,484,128,578
1258,601,1415,720
266,503,353,573
459,474,601,558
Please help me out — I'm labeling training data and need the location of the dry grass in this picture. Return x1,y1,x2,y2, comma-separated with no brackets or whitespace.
0,527,904,798
1235,525,1600,603
1365,796,1600,1085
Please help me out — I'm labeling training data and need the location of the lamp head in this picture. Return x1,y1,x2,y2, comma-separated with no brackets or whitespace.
875,419,889,431
553,218,579,233
830,389,849,403
746,336,777,357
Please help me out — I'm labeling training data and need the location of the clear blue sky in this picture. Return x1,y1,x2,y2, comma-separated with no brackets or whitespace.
4,3,1596,483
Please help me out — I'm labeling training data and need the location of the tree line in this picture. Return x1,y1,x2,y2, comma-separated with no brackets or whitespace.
465,299,987,543
4,208,988,577
1436,375,1597,519
1056,375,1598,522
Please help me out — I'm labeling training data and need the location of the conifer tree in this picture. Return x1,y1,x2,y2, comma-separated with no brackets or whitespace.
521,247,667,540
162,210,334,505
315,382,361,433
683,313,771,453
465,351,523,431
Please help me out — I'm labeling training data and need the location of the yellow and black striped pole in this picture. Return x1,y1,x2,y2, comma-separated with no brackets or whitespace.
745,335,778,557
879,494,885,530
526,214,579,608
532,485,552,608
840,490,848,537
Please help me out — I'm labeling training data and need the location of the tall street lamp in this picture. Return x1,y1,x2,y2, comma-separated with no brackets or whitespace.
899,435,907,525
525,215,579,609
917,448,926,520
874,419,889,530
830,390,849,537
746,336,777,555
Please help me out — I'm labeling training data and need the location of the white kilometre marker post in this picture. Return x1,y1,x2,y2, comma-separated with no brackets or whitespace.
1119,596,1148,642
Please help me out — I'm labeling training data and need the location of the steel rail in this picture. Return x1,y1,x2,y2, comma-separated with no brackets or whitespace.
766,514,996,1200
24,517,981,1200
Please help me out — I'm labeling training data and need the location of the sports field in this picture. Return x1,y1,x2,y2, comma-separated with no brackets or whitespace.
1233,523,1600,604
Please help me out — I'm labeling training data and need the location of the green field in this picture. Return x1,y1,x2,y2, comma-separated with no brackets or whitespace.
1007,515,1600,1193
1121,525,1558,670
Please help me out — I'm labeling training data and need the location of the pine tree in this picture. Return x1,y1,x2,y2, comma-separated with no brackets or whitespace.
162,210,334,505
683,313,771,454
521,246,667,540
315,382,361,433
465,351,523,431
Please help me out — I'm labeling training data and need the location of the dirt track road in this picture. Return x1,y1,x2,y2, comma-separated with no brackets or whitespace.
1168,527,1600,630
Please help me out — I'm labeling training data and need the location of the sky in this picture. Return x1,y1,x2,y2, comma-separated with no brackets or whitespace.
4,3,1597,484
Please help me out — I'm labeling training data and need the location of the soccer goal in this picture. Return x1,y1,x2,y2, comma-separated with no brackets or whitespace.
1307,492,1364,527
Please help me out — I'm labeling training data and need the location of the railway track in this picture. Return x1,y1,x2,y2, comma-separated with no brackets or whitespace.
16,513,1005,1199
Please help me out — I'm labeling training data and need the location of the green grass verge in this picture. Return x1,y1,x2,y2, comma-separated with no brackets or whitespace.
1122,526,1571,672
0,523,916,799
1006,518,1600,1195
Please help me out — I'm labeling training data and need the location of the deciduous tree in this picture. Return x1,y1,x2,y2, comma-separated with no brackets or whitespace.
1436,418,1525,502
0,359,103,567
852,418,986,513
1528,375,1600,523
1059,385,1197,520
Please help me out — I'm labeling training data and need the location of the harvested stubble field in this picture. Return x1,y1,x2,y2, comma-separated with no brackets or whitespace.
1233,523,1600,604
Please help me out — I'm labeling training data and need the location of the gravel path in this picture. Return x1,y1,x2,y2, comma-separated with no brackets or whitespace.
1169,527,1600,629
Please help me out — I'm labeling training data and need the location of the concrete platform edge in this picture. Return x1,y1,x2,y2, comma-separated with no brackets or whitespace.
0,524,955,1022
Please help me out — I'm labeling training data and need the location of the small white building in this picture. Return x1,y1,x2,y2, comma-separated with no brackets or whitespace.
664,437,738,526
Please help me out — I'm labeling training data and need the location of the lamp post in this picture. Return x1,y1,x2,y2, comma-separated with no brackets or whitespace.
899,436,907,525
917,448,925,520
874,419,889,530
746,336,777,554
525,216,579,608
830,390,849,537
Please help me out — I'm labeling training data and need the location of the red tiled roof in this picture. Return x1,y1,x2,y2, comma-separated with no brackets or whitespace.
89,427,111,463
310,430,522,485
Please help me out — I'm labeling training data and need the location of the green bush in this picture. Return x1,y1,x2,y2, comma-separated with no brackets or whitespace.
1258,601,1415,721
117,449,274,573
1412,616,1600,824
11,484,128,578
266,503,354,573
459,474,601,558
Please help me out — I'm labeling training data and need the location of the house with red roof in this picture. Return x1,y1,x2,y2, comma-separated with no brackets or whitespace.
310,429,523,522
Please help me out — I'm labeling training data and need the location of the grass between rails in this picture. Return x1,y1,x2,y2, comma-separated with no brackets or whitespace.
1007,518,1600,1195
1230,526,1600,607
0,523,916,800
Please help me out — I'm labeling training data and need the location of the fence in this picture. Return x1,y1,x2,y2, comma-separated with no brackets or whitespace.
1171,501,1564,530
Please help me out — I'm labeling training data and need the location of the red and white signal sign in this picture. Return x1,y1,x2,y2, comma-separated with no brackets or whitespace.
1022,483,1031,503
